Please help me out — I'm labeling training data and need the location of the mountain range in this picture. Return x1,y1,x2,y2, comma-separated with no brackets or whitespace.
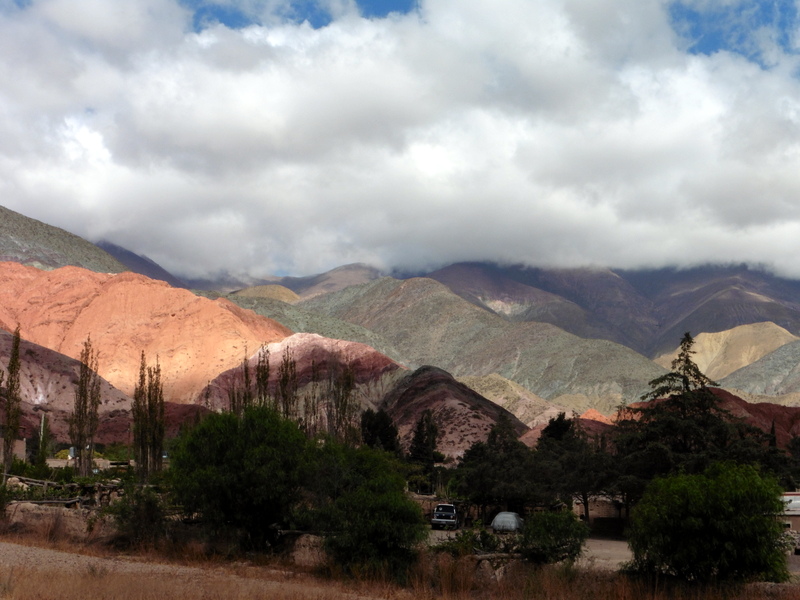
5,203,800,454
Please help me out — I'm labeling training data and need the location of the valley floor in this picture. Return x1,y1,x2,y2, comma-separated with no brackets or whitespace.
1,536,800,599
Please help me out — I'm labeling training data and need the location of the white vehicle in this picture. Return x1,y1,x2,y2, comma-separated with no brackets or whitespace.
491,511,524,532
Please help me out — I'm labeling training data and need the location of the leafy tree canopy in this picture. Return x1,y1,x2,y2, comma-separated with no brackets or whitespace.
306,443,426,576
456,413,535,514
614,332,794,503
169,406,308,548
360,408,401,455
628,462,790,582
535,413,614,521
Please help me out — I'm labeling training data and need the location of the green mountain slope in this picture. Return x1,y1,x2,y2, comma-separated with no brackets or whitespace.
301,277,665,413
0,205,126,273
202,292,410,367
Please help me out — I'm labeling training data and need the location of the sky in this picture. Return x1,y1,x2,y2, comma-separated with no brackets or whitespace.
2,0,800,280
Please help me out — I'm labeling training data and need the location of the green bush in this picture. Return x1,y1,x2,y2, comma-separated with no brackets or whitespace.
628,462,790,582
169,406,307,549
434,526,501,556
308,444,427,577
105,485,167,548
518,511,589,564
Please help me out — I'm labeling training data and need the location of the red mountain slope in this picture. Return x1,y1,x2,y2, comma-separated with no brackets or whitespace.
0,262,291,404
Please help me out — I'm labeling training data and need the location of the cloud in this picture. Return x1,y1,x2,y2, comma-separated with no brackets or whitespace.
2,0,800,279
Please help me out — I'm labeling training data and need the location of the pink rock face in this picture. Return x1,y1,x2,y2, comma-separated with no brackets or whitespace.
580,409,614,425
203,332,403,410
0,262,292,404
0,329,131,443
381,366,528,461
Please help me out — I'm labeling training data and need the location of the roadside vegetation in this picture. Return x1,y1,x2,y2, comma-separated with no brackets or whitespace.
0,332,798,597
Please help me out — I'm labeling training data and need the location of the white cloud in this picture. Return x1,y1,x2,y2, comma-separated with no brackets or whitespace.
3,0,800,279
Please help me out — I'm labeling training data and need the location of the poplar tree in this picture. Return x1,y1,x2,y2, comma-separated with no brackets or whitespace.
69,336,101,478
276,346,298,419
133,352,165,482
228,347,253,416
2,326,22,479
255,344,270,408
325,352,358,445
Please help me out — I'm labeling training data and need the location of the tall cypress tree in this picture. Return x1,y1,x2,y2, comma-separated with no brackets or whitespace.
2,326,22,479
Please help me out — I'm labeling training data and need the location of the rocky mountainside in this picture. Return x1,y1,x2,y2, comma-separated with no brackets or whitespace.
231,285,300,303
260,263,384,300
655,322,798,381
202,332,404,411
0,329,129,443
380,366,529,461
457,373,570,428
0,328,208,444
201,293,410,367
422,262,800,357
0,205,126,273
0,262,291,404
427,263,658,353
301,277,666,414
625,266,800,356
721,340,800,398
95,240,188,289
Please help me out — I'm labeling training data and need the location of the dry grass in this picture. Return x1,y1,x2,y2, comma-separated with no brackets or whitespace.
2,550,800,600
0,566,361,600
3,523,800,600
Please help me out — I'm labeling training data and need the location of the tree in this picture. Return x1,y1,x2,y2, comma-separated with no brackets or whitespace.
132,352,165,482
169,406,307,548
30,413,53,479
518,510,589,564
324,351,359,445
409,409,438,471
274,346,297,419
302,359,323,438
227,347,254,416
628,463,790,582
641,332,718,402
255,344,270,408
360,408,400,455
306,443,426,576
613,332,787,508
69,336,102,478
2,326,22,479
535,413,613,522
456,414,535,516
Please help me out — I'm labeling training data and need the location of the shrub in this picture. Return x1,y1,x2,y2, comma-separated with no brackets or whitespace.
308,444,427,577
434,526,501,556
105,485,167,548
628,462,790,582
169,406,307,549
518,511,589,564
